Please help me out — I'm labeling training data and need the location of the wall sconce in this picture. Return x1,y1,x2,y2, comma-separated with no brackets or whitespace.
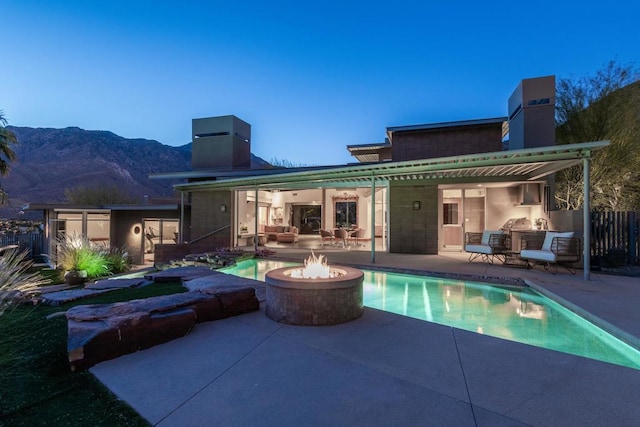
413,201,421,210
133,225,141,235
220,204,227,212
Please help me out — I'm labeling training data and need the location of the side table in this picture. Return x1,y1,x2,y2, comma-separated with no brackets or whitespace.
502,251,528,267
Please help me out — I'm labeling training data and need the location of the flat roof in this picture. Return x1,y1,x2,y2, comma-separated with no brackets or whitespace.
346,142,391,151
105,204,184,211
150,163,358,181
386,117,508,136
22,203,107,211
23,203,183,212
346,142,392,163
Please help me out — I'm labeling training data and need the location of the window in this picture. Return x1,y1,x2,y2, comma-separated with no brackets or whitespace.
443,203,459,225
335,201,357,228
332,193,359,228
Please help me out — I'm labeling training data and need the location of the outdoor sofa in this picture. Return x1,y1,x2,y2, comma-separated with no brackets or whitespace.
464,230,510,264
519,231,581,274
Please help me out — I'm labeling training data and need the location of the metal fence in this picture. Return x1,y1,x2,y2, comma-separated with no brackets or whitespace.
0,233,46,258
590,211,639,266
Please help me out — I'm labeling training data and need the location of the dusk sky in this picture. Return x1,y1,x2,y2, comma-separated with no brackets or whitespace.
3,1,639,166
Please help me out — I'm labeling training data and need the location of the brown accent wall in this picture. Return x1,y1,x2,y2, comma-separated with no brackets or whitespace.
389,182,438,254
190,190,233,249
110,209,188,265
391,123,503,161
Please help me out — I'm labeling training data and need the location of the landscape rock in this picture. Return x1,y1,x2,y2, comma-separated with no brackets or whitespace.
143,266,217,282
85,278,149,290
66,287,259,371
42,288,117,306
184,271,267,302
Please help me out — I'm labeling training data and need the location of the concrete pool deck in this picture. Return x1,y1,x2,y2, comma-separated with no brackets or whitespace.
91,251,640,426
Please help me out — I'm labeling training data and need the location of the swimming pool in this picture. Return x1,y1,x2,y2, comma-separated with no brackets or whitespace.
222,259,640,370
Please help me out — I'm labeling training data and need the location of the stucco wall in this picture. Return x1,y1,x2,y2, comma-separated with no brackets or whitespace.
485,187,521,230
389,182,438,254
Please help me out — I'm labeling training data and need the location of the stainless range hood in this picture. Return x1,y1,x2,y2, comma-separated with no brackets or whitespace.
517,183,541,206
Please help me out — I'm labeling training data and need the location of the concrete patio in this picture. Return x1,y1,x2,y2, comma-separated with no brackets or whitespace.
91,250,640,426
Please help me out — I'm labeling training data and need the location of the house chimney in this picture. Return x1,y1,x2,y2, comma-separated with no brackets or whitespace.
191,115,251,170
507,76,556,150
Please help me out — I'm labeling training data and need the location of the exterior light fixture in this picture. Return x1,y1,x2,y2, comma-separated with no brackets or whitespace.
413,201,421,210
220,204,227,212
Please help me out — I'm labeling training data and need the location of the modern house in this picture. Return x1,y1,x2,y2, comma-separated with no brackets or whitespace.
23,200,190,265
25,75,607,280
151,75,607,281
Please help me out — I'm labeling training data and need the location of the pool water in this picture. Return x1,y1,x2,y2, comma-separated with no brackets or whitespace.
222,259,640,370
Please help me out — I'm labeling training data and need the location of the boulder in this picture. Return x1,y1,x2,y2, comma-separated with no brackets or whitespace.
143,266,217,283
66,287,259,371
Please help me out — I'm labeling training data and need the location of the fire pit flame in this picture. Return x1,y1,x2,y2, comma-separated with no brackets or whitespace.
288,251,341,279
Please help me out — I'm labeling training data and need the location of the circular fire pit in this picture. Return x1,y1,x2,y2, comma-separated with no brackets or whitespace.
265,264,364,326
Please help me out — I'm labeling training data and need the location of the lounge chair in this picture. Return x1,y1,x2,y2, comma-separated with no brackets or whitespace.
520,231,581,274
464,230,509,264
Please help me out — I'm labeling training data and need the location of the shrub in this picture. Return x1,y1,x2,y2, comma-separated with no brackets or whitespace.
57,233,90,272
0,249,50,316
104,246,131,274
56,234,130,278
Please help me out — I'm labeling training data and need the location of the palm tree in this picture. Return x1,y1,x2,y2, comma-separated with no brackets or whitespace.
0,111,17,176
0,111,18,204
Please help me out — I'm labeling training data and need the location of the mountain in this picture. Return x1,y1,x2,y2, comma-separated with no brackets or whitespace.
0,126,268,218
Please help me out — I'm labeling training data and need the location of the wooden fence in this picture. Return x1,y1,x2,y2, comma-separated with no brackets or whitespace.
590,211,639,265
0,233,46,258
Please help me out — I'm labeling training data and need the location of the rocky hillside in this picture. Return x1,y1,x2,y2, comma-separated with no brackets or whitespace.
1,126,191,216
0,126,267,218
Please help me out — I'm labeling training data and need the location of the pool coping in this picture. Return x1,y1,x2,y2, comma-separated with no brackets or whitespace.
268,255,529,288
525,278,640,351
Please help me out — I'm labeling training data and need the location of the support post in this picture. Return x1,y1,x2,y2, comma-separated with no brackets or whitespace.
254,187,259,252
385,182,390,251
179,191,184,244
371,175,376,263
322,188,327,232
583,157,591,281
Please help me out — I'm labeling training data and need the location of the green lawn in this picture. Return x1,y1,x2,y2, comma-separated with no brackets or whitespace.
0,282,186,426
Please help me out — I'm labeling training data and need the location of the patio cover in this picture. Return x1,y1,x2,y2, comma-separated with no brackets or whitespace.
174,141,609,280
174,141,607,191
